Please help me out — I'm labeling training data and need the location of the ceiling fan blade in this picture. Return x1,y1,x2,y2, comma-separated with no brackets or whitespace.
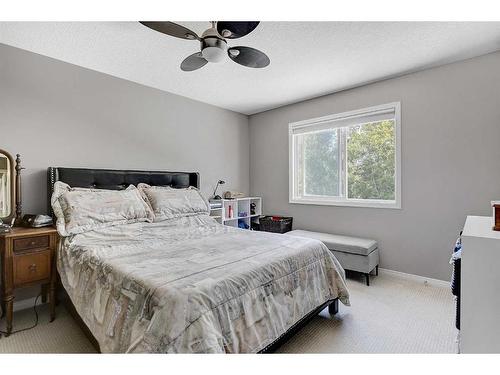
139,21,200,41
228,46,270,68
180,52,208,71
216,22,260,39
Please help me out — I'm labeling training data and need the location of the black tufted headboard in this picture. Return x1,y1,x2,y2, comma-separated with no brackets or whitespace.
47,167,200,214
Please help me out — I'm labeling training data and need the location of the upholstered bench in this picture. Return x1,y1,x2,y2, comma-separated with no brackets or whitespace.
287,230,379,286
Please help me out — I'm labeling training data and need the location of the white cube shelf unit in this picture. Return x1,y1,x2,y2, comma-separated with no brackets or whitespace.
210,197,262,230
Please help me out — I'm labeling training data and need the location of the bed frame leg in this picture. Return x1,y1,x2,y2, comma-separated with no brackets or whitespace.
328,299,339,315
365,273,370,286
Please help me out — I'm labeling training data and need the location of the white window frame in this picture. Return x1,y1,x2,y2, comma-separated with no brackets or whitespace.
289,102,401,209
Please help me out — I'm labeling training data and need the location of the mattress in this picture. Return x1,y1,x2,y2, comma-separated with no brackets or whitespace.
57,215,349,353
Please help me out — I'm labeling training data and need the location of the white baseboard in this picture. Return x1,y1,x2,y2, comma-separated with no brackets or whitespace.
378,267,450,288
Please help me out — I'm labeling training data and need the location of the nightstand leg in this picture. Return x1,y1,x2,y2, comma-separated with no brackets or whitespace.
4,295,14,336
49,281,56,322
49,241,57,322
41,284,48,304
0,290,5,319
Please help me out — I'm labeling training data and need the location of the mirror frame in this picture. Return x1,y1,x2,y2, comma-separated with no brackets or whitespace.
0,148,16,223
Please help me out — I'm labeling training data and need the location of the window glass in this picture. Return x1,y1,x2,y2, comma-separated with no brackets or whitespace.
301,129,340,197
347,120,395,200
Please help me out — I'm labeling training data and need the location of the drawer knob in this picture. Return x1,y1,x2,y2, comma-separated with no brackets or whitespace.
28,264,37,273
30,241,36,246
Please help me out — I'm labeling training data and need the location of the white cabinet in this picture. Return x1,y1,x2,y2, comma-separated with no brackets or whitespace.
209,197,262,230
461,215,500,353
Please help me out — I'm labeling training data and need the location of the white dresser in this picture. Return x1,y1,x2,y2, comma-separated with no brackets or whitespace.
461,215,500,353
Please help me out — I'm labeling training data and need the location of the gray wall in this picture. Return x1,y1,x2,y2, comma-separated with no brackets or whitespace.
0,43,250,215
249,51,500,281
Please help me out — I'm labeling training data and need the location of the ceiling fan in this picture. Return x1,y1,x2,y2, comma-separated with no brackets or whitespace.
139,21,270,72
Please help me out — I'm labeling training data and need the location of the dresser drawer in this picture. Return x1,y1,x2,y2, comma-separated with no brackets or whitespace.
13,250,51,286
13,235,50,252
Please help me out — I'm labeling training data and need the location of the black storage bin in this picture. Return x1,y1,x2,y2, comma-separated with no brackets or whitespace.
259,216,293,234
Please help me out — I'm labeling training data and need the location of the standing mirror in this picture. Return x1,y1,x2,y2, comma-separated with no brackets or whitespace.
0,149,16,224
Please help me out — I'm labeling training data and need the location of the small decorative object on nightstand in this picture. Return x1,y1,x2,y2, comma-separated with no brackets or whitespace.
492,201,500,231
0,226,58,336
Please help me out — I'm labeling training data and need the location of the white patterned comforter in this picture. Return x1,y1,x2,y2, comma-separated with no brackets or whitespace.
58,215,349,353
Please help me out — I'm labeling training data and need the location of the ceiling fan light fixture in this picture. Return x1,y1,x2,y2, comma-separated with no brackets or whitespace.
202,46,226,62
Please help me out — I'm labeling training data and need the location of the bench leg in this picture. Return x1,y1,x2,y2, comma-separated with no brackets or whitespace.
376,265,379,276
365,273,370,286
328,299,339,315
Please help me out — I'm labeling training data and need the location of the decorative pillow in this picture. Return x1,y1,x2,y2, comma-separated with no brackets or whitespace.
51,181,154,237
138,183,210,222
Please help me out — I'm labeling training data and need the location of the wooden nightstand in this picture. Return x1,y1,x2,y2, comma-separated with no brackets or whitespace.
0,226,58,336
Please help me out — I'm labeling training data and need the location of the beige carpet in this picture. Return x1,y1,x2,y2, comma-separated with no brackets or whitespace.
0,271,457,353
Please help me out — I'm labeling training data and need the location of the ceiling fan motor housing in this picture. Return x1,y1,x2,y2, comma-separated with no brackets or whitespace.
200,28,227,63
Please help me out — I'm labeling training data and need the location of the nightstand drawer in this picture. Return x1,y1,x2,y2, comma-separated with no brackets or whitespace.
13,250,51,285
13,235,50,252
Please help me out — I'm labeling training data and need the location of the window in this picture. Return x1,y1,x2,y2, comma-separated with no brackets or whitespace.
289,102,401,208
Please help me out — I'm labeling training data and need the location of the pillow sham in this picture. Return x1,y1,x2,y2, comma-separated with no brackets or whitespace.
51,181,154,237
138,183,210,222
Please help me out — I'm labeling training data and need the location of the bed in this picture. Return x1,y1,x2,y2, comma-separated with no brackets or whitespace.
47,167,349,353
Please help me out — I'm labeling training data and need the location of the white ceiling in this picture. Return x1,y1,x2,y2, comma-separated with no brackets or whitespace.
1,22,500,115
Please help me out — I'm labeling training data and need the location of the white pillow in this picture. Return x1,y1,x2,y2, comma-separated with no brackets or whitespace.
138,183,209,222
51,181,154,237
